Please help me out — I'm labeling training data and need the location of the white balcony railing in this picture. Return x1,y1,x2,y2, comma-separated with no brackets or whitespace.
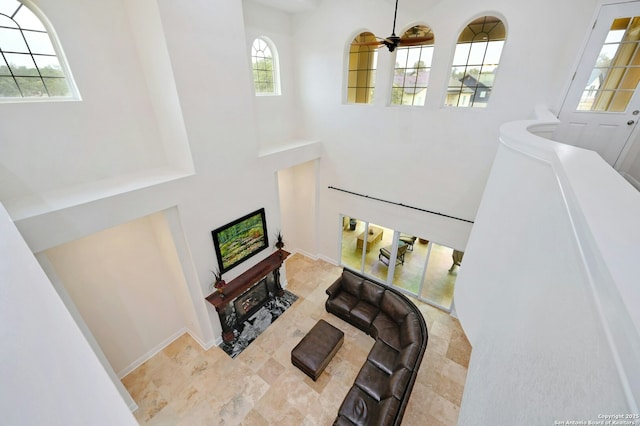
455,107,640,424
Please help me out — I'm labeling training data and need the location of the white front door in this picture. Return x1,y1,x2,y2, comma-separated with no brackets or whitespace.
555,1,640,167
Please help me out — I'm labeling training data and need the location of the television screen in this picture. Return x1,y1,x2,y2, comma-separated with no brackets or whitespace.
211,208,269,273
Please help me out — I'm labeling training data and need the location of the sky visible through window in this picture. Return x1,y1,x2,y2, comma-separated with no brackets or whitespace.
0,0,73,99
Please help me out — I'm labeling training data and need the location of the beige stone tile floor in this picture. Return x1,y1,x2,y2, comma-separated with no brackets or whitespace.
122,254,472,425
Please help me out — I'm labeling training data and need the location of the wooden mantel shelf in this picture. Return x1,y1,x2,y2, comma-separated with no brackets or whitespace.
205,250,290,311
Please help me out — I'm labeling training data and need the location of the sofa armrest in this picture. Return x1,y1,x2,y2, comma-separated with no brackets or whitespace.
326,276,343,299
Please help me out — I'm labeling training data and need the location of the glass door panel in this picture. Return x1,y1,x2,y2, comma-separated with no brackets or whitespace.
419,242,461,310
340,216,364,272
339,215,462,313
363,223,392,283
390,234,428,296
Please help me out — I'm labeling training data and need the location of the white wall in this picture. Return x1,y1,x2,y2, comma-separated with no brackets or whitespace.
43,213,192,376
2,0,634,420
287,0,598,260
0,0,169,202
278,160,318,256
455,112,639,422
2,0,603,345
5,0,287,350
457,144,628,423
243,0,303,152
0,203,137,425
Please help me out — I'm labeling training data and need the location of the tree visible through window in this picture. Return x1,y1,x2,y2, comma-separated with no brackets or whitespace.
0,0,76,99
578,17,640,112
251,37,279,95
392,25,434,106
448,16,506,108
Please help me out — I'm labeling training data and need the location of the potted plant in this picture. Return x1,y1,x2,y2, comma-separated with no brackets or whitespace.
212,269,226,296
275,231,285,250
275,231,285,259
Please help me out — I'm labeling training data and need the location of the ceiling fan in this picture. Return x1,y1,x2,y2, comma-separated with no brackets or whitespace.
352,0,433,52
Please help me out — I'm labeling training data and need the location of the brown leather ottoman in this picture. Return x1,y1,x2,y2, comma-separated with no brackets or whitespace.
291,319,344,381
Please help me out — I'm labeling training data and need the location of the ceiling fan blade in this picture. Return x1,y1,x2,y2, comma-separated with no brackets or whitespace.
351,40,384,47
398,35,434,46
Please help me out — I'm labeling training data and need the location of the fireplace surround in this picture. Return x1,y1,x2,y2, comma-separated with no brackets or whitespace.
206,250,289,342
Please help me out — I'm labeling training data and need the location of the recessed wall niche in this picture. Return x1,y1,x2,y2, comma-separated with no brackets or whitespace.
42,210,195,377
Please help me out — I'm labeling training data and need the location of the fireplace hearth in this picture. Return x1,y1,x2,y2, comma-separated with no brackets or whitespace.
220,289,298,358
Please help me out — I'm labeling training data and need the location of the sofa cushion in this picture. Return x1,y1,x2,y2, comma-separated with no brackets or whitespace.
372,312,401,351
354,360,391,401
397,342,420,370
333,415,356,426
375,397,401,426
350,300,379,332
360,280,385,307
400,312,422,348
380,291,411,324
326,291,359,317
338,385,399,426
367,339,399,375
388,367,411,400
342,270,364,296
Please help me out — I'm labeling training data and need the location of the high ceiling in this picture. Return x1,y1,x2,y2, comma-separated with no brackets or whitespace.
248,0,445,15
249,0,320,13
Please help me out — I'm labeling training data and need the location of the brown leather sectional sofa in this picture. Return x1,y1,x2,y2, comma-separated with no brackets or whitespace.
325,269,428,426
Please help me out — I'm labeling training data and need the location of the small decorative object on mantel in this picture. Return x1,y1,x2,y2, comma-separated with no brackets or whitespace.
212,269,226,298
275,231,285,258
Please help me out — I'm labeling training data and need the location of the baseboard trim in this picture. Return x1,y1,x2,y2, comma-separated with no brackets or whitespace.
117,327,188,379
317,254,339,266
291,248,318,260
186,328,216,351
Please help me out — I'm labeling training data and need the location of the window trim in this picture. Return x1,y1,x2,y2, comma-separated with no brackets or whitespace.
0,0,80,103
250,35,281,97
445,13,508,109
390,23,435,107
345,30,379,105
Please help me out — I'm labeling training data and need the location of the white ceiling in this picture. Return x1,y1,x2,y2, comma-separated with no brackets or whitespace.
249,0,320,13
248,0,444,15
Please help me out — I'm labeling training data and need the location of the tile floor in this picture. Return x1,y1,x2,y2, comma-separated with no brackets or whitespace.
122,254,472,425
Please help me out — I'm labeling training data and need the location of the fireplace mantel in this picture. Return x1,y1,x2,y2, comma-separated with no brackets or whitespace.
205,250,289,342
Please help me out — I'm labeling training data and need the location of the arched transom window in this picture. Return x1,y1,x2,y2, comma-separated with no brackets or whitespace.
347,32,379,104
448,16,506,108
0,0,76,100
392,25,434,106
251,37,280,95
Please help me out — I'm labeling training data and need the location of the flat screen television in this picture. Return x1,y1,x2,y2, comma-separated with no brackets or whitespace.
211,208,269,274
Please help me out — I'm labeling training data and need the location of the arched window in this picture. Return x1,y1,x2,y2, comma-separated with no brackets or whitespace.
448,16,506,108
0,0,77,100
392,25,434,106
251,37,280,96
347,32,379,104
